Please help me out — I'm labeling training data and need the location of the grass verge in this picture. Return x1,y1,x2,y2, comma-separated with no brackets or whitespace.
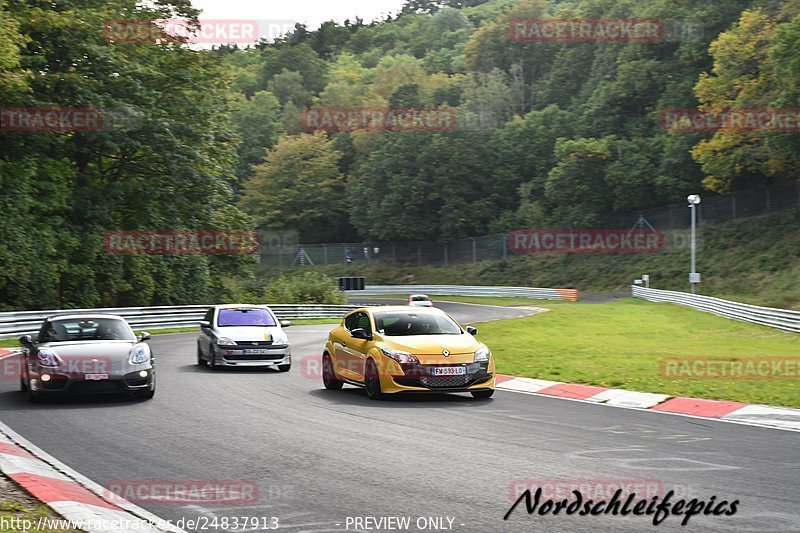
479,299,800,408
1,476,81,532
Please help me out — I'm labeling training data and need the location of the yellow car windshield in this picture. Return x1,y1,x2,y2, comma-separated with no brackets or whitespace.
373,311,462,336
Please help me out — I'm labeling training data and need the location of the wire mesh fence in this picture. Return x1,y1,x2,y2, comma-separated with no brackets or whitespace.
259,184,799,268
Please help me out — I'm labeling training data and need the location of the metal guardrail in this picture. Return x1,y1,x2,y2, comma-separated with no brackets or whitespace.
632,286,800,333
0,304,359,340
345,285,579,302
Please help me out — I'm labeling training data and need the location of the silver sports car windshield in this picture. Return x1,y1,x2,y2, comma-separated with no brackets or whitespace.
374,311,462,336
40,318,136,342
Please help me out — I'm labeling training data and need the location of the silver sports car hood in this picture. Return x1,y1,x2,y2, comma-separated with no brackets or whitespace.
41,341,137,362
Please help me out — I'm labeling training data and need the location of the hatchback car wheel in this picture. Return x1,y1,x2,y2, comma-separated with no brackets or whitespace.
322,354,343,390
196,344,206,366
364,359,384,400
208,348,218,370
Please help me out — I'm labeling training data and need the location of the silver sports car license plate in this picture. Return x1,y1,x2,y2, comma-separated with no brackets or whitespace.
85,373,109,381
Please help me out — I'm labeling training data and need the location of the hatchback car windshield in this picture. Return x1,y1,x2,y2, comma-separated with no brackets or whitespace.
374,311,462,336
40,318,135,342
217,308,276,327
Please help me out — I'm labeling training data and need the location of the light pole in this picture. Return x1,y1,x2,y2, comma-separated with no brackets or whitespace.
687,194,701,294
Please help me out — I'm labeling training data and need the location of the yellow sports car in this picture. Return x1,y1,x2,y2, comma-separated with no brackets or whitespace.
322,306,495,399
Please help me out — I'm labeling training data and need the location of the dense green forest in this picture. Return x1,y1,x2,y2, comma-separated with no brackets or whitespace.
1,0,798,309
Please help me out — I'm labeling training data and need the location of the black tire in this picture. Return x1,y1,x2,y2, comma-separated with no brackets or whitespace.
471,389,495,400
322,354,343,390
197,344,206,366
278,364,291,373
208,348,218,370
364,359,384,400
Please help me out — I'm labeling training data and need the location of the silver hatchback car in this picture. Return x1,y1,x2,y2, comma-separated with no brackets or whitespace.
197,305,292,371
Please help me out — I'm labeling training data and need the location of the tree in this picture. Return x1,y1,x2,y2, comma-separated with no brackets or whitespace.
692,8,800,192
239,133,352,242
259,43,329,95
230,91,284,187
267,68,312,107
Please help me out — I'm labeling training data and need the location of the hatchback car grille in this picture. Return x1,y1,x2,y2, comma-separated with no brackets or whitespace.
419,375,471,388
224,353,286,361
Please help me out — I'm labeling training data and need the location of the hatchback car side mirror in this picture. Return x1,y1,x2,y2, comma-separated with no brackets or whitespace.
280,320,292,328
138,332,151,342
351,328,372,340
19,334,33,346
466,326,478,336
199,321,211,329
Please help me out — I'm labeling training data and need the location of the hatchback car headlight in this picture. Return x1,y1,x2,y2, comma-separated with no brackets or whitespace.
216,337,237,346
36,349,61,367
381,348,419,364
272,332,288,344
474,346,491,363
129,344,151,365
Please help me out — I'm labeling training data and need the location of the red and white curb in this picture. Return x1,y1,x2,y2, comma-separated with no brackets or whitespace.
0,353,183,533
496,375,800,432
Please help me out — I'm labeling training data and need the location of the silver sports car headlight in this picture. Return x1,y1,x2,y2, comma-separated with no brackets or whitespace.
129,344,151,365
36,349,61,367
474,346,491,363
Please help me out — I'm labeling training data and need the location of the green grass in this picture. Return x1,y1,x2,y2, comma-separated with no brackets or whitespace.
479,299,800,408
0,497,81,533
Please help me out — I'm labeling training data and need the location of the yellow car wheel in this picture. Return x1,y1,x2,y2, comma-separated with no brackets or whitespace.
364,359,384,400
322,354,343,390
471,389,494,400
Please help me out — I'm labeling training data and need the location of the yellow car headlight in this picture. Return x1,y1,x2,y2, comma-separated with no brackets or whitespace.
474,346,491,363
381,348,419,364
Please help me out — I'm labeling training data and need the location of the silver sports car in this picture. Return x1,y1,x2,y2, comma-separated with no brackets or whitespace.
19,314,155,401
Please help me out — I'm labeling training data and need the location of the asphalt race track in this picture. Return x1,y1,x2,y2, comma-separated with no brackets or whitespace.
0,301,797,533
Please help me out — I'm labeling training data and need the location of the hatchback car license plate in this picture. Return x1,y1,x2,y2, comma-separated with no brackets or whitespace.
244,349,270,355
433,367,466,376
85,373,109,381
